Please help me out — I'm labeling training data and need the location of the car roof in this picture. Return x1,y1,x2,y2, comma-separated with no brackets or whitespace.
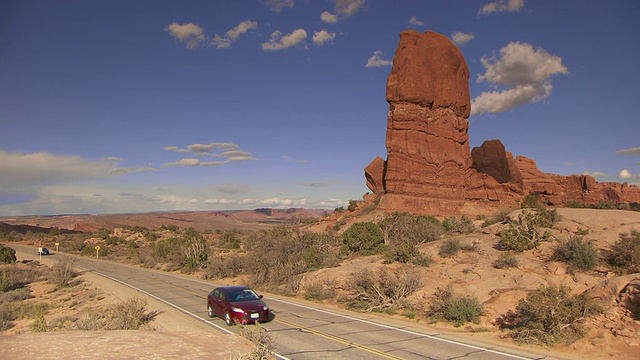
215,286,250,292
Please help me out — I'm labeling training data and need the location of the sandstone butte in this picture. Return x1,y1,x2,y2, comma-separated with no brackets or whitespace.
364,30,640,216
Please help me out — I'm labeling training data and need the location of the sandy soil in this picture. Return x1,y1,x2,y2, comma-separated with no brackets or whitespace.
0,248,256,360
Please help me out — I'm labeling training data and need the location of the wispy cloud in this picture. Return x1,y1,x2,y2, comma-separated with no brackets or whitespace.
263,0,295,12
365,50,392,68
163,142,256,167
616,147,640,155
282,156,308,164
409,16,424,27
582,171,608,178
165,20,257,50
479,0,524,16
321,0,366,23
0,151,153,194
471,42,568,115
451,32,475,46
261,28,307,51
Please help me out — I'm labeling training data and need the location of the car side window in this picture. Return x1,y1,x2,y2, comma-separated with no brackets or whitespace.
213,289,224,301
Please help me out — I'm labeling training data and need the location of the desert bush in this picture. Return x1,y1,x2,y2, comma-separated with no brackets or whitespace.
205,253,245,279
244,227,307,289
106,297,161,330
427,286,484,327
383,240,433,266
442,216,475,234
301,232,341,270
493,252,519,269
497,210,552,252
219,230,241,249
0,265,43,292
304,280,336,301
342,222,386,256
235,323,276,360
75,310,104,330
346,265,422,312
48,256,77,288
438,239,462,258
521,192,545,209
182,234,209,273
30,309,48,332
378,212,443,245
604,230,640,274
495,285,601,345
0,244,16,264
347,200,358,212
553,236,599,272
481,208,514,227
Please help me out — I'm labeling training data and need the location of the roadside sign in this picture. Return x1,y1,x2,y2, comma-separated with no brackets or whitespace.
95,245,100,258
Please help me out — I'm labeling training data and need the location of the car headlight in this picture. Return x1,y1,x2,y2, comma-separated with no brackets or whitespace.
231,307,244,313
263,306,269,311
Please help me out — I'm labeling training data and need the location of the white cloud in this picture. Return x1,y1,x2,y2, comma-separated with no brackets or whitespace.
451,32,475,46
162,142,255,166
321,11,338,23
471,42,568,115
165,22,206,49
225,20,258,41
365,50,392,68
165,21,257,50
263,0,294,12
335,0,366,16
261,29,307,51
618,169,640,180
0,151,150,194
582,171,608,178
616,147,640,155
321,0,365,23
313,30,336,46
409,16,424,27
480,0,524,15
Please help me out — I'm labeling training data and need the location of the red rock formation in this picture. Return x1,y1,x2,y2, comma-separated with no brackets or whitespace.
364,156,386,194
365,30,640,216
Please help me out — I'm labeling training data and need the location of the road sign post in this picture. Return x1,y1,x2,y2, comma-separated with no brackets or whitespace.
95,245,100,258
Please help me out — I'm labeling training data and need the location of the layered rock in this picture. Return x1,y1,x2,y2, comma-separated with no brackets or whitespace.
365,30,640,216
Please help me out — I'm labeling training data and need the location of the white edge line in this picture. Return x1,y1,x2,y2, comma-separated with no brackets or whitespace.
269,297,537,360
92,271,292,360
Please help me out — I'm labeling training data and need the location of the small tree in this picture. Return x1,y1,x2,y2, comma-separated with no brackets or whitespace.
342,222,386,255
553,236,599,272
0,244,16,264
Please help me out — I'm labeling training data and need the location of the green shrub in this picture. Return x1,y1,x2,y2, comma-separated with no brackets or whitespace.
442,216,475,234
553,237,599,272
493,252,519,269
342,222,386,256
482,208,513,227
0,245,16,264
220,230,241,249
521,192,545,209
604,230,640,274
438,239,461,258
347,200,358,212
427,287,484,327
496,285,601,345
378,212,443,245
497,210,552,252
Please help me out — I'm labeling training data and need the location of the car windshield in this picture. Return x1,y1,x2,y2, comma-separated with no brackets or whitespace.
227,289,260,302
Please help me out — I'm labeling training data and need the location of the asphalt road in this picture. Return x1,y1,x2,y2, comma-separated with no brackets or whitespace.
9,244,559,360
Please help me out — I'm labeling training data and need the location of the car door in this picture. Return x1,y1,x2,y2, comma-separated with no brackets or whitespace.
211,288,225,317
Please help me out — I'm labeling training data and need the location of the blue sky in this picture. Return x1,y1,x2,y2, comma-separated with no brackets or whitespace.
1,0,639,216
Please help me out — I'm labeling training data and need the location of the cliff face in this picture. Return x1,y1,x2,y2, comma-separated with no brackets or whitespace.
365,30,640,216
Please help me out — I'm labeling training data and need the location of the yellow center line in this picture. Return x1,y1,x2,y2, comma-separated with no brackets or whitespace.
275,318,404,360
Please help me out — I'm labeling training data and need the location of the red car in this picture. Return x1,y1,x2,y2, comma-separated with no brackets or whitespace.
207,286,270,326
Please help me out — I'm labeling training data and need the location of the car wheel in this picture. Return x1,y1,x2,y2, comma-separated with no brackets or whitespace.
207,304,214,318
224,311,233,326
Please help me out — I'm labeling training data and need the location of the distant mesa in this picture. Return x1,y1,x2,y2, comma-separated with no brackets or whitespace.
364,30,640,216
